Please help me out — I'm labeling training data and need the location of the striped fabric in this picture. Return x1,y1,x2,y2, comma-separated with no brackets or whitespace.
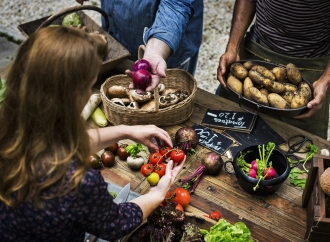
251,0,330,58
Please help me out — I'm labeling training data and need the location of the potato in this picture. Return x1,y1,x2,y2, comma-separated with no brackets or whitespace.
268,93,290,109
259,88,269,97
227,75,243,95
286,63,302,85
272,67,287,83
251,65,276,81
290,93,309,109
230,63,248,80
281,91,294,104
263,79,285,94
243,77,254,99
243,61,254,70
283,83,298,93
249,70,265,86
299,82,312,100
248,87,269,106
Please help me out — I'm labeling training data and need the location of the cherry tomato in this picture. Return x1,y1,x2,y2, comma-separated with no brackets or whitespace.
117,144,129,160
208,211,221,221
175,203,184,212
172,188,190,207
149,152,164,165
147,172,160,186
86,154,101,169
140,164,154,177
161,190,172,206
154,163,166,177
104,143,118,155
160,146,172,158
170,149,185,163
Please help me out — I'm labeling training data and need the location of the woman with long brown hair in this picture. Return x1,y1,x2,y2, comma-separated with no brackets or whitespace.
0,26,184,241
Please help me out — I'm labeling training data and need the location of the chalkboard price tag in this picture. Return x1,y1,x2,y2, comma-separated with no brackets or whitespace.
192,123,234,155
201,109,257,133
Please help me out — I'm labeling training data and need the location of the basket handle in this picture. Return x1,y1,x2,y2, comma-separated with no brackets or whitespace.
137,45,160,112
37,5,109,31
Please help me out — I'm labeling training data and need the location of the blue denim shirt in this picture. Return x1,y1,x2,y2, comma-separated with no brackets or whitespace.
100,0,203,68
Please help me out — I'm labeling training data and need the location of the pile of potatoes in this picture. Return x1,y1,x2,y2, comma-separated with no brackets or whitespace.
227,61,312,109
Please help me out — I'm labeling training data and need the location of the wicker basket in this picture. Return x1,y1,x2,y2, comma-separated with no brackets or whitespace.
17,5,130,74
100,69,197,126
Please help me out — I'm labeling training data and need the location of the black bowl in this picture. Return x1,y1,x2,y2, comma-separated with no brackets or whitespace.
225,145,292,196
225,60,314,117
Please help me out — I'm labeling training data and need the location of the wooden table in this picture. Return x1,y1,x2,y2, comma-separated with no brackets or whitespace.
2,62,329,242
100,87,330,242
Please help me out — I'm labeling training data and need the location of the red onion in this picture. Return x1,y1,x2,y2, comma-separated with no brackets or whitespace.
132,59,151,72
132,69,152,89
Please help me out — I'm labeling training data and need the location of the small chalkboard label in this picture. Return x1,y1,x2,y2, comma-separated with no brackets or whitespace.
192,123,234,155
201,109,257,133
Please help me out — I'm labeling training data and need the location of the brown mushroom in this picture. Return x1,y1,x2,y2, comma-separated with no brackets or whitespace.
158,83,166,93
107,85,128,99
159,93,179,108
127,101,139,109
130,90,152,103
320,167,330,195
121,98,131,106
141,100,156,111
161,88,180,96
111,98,125,106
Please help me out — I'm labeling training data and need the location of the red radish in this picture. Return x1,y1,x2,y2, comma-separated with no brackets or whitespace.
132,69,152,89
251,160,258,171
249,168,257,178
263,167,276,179
132,59,151,72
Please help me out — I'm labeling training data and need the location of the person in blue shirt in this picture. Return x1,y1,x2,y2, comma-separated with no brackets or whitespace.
77,0,203,93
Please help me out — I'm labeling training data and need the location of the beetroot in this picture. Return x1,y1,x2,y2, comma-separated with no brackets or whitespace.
175,127,198,154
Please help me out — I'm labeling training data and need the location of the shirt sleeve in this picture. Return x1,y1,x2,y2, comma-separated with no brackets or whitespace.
69,168,143,240
143,0,195,53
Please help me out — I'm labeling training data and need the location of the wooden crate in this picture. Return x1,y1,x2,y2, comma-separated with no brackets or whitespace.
302,155,330,242
17,5,130,75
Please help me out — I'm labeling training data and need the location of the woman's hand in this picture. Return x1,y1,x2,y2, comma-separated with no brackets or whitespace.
126,125,173,152
150,158,186,197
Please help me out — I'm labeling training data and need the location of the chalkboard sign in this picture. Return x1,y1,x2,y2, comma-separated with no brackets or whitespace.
201,109,257,133
223,116,286,157
192,123,234,155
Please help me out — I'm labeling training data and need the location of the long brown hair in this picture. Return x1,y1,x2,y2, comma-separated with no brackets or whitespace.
0,26,107,207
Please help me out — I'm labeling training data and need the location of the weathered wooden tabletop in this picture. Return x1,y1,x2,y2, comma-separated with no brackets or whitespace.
2,62,329,242
100,88,330,242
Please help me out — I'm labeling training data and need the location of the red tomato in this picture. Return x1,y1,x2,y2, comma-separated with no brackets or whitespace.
208,211,221,221
170,149,185,163
160,146,172,158
154,163,166,177
175,203,184,212
149,152,164,165
140,164,154,177
117,145,129,160
161,190,172,206
172,188,190,207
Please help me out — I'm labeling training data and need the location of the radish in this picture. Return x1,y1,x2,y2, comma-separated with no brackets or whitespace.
249,168,257,178
251,160,258,171
263,167,276,180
